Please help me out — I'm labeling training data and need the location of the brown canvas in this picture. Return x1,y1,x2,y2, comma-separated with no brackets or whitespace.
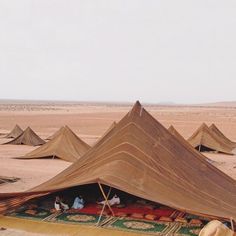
209,123,236,149
4,127,45,146
4,124,23,139
19,126,90,162
188,123,234,155
0,102,236,221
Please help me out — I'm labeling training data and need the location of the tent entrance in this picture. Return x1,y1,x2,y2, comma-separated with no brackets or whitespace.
196,145,216,153
5,184,219,233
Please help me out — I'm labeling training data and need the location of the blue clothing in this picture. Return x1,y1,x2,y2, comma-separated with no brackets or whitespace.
72,197,84,209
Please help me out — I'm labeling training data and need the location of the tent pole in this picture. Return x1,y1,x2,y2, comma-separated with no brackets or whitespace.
198,145,201,152
230,217,234,231
96,186,112,226
98,182,115,216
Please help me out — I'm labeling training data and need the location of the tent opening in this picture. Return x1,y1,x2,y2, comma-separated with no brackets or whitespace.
5,183,227,234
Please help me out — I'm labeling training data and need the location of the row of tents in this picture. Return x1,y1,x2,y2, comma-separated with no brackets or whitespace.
2,114,235,164
0,101,235,222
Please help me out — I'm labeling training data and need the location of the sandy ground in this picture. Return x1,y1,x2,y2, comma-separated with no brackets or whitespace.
0,102,235,235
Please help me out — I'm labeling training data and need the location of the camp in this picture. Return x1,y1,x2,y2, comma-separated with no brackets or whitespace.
0,102,235,222
18,125,90,162
4,127,45,146
187,123,234,155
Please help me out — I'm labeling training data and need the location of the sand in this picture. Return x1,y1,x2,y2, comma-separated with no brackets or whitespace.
0,101,235,235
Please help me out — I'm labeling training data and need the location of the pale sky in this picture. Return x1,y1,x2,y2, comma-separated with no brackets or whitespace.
0,0,236,104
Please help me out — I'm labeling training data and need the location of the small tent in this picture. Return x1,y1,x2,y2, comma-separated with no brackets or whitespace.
188,123,233,155
4,127,45,146
0,101,235,220
19,126,90,162
209,123,236,149
5,125,23,139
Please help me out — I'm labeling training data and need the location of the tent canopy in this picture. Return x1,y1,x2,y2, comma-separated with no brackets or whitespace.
5,124,23,139
0,102,236,220
4,127,45,146
19,125,90,162
188,123,234,155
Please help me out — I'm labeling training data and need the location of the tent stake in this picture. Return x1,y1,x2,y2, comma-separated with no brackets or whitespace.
96,186,112,226
98,183,115,216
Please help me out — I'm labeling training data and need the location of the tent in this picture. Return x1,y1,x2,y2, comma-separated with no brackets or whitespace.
209,123,236,149
18,126,90,162
4,127,45,146
188,123,233,155
4,124,23,139
0,101,236,220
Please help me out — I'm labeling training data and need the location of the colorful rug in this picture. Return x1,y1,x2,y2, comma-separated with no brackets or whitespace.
54,212,106,225
8,207,52,221
104,218,203,235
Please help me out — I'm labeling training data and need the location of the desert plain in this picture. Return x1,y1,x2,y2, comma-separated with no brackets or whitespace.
0,100,235,235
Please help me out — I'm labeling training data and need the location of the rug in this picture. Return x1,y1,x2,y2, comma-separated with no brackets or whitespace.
104,217,203,235
54,212,107,225
8,207,52,221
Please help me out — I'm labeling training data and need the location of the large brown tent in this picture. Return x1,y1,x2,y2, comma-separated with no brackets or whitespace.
4,124,23,139
0,102,236,220
4,127,45,146
19,126,90,162
188,123,233,155
209,123,236,149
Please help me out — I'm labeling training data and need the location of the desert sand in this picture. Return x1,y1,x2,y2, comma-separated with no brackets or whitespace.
0,101,235,235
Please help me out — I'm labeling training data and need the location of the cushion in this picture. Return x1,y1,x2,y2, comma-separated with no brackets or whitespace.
159,216,173,222
145,214,156,220
189,219,203,226
131,213,144,219
175,217,188,223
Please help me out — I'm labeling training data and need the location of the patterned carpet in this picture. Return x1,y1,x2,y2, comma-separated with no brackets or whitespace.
6,201,207,235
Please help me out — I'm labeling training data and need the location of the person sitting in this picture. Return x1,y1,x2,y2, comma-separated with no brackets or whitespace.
54,196,69,212
72,195,85,210
98,194,120,206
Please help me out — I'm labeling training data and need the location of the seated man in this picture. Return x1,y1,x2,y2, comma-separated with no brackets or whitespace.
54,196,69,212
98,194,120,206
72,195,85,210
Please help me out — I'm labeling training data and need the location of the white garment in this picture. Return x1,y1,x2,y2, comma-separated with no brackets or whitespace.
99,195,120,206
54,201,69,211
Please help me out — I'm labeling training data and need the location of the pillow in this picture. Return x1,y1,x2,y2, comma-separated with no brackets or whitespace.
116,212,128,217
131,213,144,219
175,217,188,224
145,214,156,221
159,216,173,222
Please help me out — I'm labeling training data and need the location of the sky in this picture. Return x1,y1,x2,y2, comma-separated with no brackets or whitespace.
0,0,236,104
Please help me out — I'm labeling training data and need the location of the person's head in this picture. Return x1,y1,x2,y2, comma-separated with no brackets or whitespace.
55,196,60,201
79,195,83,199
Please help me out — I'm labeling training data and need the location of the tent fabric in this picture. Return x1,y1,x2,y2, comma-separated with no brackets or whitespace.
168,125,186,142
187,123,234,155
209,124,236,149
19,126,90,162
0,101,236,220
5,125,23,139
4,127,45,146
168,125,210,161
